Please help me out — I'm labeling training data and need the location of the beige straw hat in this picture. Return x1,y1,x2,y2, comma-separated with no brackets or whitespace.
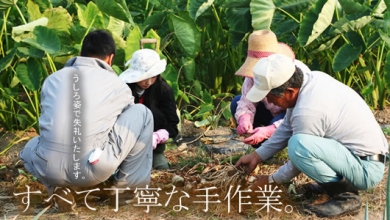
235,30,295,78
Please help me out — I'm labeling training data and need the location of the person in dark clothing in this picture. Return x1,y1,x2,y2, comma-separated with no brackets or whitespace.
119,48,179,169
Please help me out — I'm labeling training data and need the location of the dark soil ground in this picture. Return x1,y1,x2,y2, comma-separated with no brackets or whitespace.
0,107,390,220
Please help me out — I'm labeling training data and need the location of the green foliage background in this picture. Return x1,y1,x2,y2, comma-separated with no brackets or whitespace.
0,0,389,132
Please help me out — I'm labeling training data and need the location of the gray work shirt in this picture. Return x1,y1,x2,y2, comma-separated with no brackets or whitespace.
256,70,389,183
36,56,134,185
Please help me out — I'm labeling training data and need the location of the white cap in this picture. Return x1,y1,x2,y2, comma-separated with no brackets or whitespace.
119,49,167,83
246,54,296,102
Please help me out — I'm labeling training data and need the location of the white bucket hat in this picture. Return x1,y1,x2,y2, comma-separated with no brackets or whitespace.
119,49,167,83
246,54,296,103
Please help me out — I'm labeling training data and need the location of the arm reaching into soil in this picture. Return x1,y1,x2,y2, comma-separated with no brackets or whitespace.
235,151,262,175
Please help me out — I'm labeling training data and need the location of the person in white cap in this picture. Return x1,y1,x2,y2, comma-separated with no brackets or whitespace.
235,54,388,217
119,48,179,170
231,30,310,148
20,30,154,210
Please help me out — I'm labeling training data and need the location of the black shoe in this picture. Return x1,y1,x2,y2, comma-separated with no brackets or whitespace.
52,187,76,212
304,192,361,217
294,182,325,199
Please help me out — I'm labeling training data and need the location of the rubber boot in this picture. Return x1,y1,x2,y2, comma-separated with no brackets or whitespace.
153,152,169,170
304,178,361,217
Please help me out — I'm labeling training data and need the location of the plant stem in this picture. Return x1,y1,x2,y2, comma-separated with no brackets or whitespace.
46,53,57,73
14,2,27,24
0,8,11,56
276,7,299,23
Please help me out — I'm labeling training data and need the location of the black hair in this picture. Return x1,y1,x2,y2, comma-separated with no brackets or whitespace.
270,66,304,97
80,30,116,59
128,75,170,115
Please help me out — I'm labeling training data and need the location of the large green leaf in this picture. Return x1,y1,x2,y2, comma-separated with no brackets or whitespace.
142,11,168,33
107,17,125,37
162,65,180,100
331,16,372,34
372,0,387,16
178,90,190,104
272,18,299,39
274,0,316,16
0,49,16,72
201,90,213,103
17,114,35,130
312,35,340,53
168,12,200,58
95,0,130,23
0,0,14,12
34,0,51,11
144,29,162,52
162,64,178,85
15,58,44,91
298,0,335,46
17,46,45,58
193,80,202,97
76,2,104,29
12,17,48,42
221,101,232,120
124,25,143,61
345,31,364,48
22,26,61,54
68,25,87,49
51,0,70,7
197,103,214,115
187,0,214,21
338,0,370,15
27,0,42,21
272,0,316,41
250,0,275,30
332,43,362,72
44,7,72,34
160,0,178,10
111,32,126,67
224,0,251,34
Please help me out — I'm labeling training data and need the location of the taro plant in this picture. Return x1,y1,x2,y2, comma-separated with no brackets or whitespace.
1,0,248,132
0,0,138,131
127,0,245,95
226,0,390,110
180,88,233,130
193,91,233,130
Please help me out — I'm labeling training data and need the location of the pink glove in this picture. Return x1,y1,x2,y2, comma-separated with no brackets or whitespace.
236,114,253,135
152,129,169,150
242,124,277,145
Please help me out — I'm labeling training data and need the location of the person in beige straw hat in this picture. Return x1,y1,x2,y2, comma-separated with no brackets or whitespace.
230,29,310,147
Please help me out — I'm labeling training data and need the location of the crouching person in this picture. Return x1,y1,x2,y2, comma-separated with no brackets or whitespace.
20,30,154,211
235,54,388,218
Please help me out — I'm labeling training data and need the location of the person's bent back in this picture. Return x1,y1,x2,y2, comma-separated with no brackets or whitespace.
20,30,154,209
